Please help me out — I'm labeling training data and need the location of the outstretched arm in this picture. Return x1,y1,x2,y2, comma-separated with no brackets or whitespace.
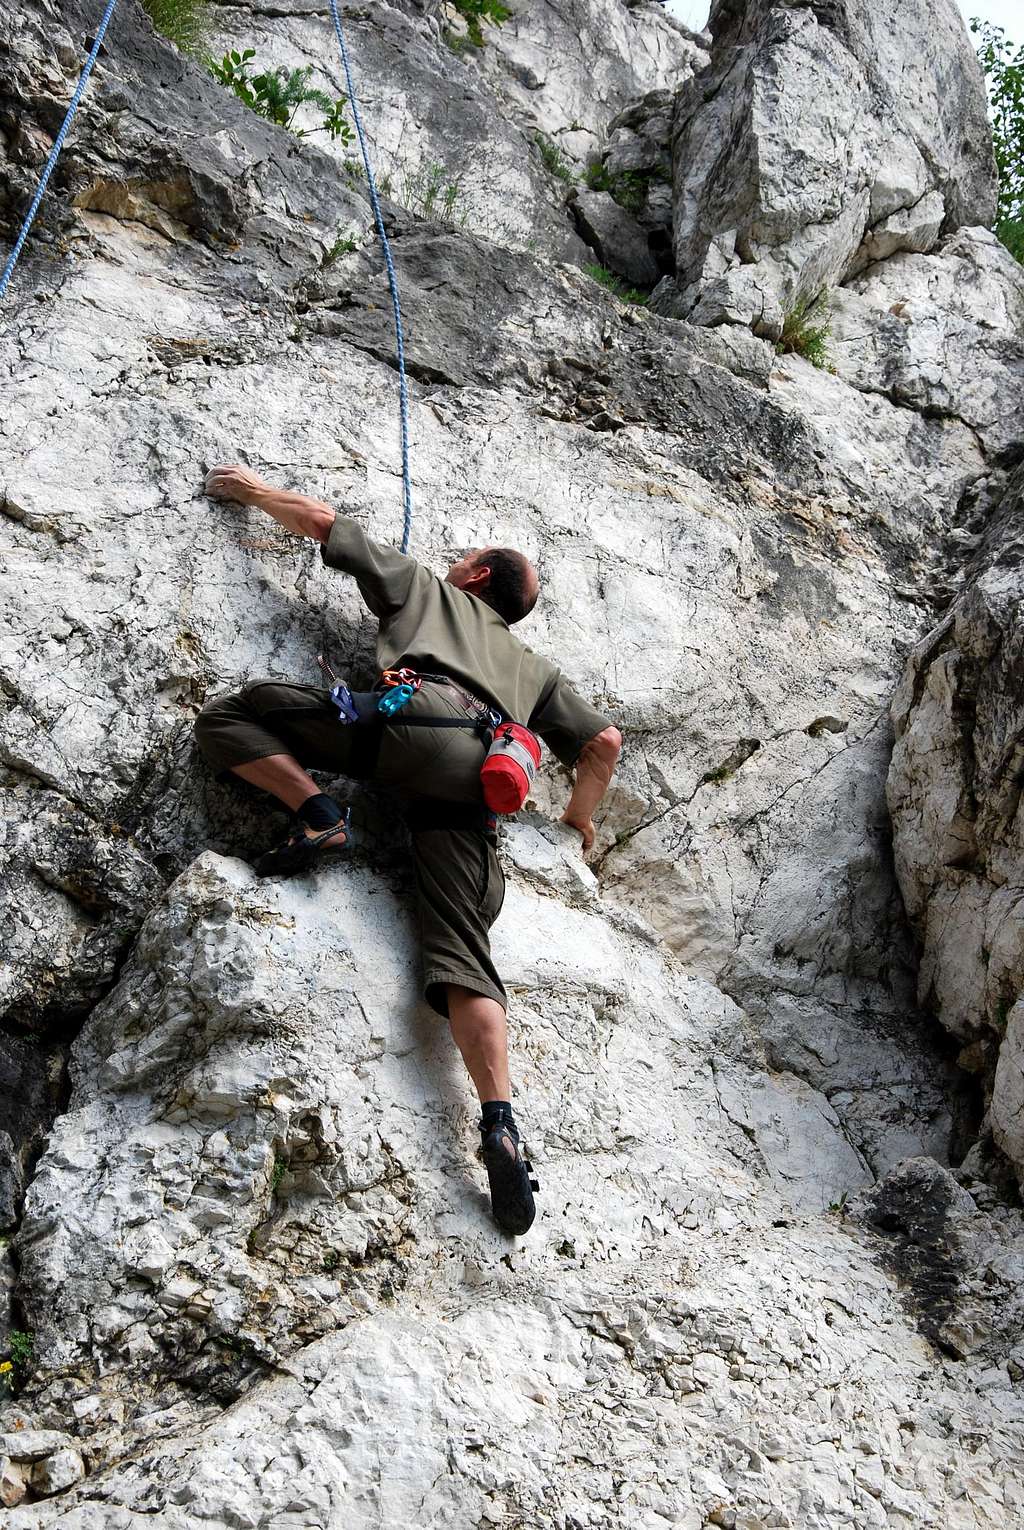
205,465,335,542
205,463,423,616
560,726,622,856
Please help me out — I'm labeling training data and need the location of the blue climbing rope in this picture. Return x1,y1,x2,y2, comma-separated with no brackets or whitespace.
328,0,414,555
0,0,120,303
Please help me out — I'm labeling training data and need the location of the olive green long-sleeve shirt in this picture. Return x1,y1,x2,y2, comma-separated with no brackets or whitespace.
322,514,610,766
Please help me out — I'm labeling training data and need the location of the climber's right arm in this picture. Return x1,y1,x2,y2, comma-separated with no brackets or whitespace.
205,466,335,542
560,727,623,856
205,464,425,616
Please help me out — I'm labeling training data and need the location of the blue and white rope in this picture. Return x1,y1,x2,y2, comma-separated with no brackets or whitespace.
0,0,120,302
328,0,414,554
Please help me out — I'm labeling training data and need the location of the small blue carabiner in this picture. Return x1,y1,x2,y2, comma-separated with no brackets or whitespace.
378,682,415,716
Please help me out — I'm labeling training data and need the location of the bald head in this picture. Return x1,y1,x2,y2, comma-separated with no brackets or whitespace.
445,546,539,625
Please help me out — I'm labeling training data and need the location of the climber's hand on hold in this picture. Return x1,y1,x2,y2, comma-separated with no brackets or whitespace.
206,465,336,543
561,811,596,856
205,464,268,505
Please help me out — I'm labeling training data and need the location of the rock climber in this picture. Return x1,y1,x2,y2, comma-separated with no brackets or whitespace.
194,465,622,1236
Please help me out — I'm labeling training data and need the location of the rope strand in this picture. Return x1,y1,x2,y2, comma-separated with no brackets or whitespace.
0,0,120,302
328,0,414,555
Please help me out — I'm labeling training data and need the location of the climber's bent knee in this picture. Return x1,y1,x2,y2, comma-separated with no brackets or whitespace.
194,680,364,778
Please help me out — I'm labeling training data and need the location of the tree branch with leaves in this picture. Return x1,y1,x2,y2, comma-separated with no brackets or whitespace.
972,18,1024,264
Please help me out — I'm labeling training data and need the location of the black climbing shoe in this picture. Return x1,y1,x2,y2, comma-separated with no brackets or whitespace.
253,809,352,879
479,1113,539,1236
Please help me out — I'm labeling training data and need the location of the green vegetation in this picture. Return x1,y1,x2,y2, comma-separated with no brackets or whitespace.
400,162,467,224
776,294,834,371
323,231,359,265
141,0,211,55
583,161,658,214
322,1249,340,1272
270,1154,288,1192
972,19,1024,264
828,1191,850,1215
450,0,511,49
582,262,647,306
207,50,353,142
534,133,575,185
1,1329,34,1392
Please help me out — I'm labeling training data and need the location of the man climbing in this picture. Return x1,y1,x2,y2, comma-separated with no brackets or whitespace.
195,465,622,1236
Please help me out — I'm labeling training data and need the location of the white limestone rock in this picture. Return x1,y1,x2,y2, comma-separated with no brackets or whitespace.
2,0,1024,1525
889,464,1024,1184
8,855,1024,1528
671,0,997,333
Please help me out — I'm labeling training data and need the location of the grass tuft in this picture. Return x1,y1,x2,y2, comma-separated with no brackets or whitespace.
583,262,647,306
534,134,575,185
775,294,834,370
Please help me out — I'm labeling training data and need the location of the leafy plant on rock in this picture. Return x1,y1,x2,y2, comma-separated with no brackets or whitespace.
207,50,354,143
1,1330,34,1394
776,293,834,371
449,0,511,49
584,161,656,215
972,18,1024,264
534,133,575,185
141,0,211,55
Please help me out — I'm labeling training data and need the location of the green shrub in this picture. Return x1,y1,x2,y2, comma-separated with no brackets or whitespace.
450,0,511,49
141,0,211,55
582,262,647,306
583,162,661,214
972,19,1024,264
207,50,353,142
534,134,575,185
776,294,833,370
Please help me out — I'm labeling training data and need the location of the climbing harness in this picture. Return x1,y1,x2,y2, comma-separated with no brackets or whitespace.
328,0,414,555
2,0,415,559
317,654,540,816
0,0,120,302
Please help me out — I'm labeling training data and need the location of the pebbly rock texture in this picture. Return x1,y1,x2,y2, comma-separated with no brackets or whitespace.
667,0,997,337
2,0,1024,1522
889,463,1024,1186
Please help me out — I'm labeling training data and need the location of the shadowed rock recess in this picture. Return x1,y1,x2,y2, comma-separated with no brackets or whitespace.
2,0,1024,1522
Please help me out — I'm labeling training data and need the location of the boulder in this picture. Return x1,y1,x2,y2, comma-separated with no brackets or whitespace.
830,227,1024,458
670,0,997,332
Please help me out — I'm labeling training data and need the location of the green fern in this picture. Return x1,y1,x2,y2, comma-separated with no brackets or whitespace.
207,50,354,142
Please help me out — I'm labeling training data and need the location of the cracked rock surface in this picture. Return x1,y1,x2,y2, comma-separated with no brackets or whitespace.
2,0,1024,1523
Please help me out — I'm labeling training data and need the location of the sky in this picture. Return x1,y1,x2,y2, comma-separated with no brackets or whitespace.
664,1,1020,42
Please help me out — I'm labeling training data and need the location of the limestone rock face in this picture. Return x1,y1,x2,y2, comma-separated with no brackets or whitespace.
670,0,997,336
889,465,1024,1185
831,228,1024,458
2,0,1024,1522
